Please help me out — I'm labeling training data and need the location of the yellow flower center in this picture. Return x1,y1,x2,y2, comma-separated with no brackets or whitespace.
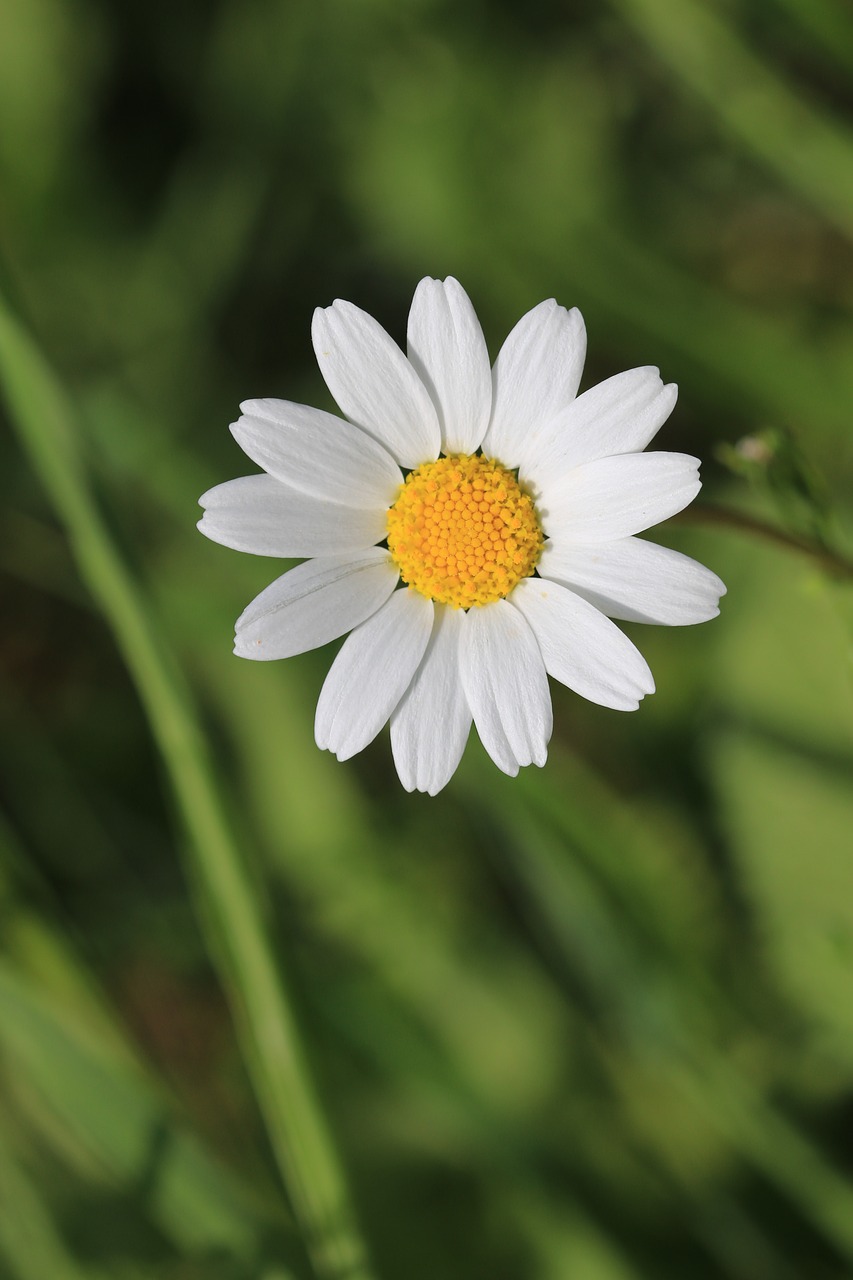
386,453,543,608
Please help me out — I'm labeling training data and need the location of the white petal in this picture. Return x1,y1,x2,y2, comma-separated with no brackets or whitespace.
520,368,678,489
540,452,701,542
458,600,552,774
234,550,399,661
511,578,655,711
315,589,434,761
390,605,471,795
312,300,440,468
538,537,726,625
483,300,586,468
406,277,492,454
232,400,402,508
198,475,387,557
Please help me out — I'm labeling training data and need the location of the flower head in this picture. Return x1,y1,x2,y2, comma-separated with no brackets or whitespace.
199,277,725,794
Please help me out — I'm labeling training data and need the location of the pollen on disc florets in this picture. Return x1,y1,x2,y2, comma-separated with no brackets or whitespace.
386,453,543,609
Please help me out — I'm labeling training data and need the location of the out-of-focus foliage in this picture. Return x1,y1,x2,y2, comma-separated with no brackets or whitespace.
2,0,853,1277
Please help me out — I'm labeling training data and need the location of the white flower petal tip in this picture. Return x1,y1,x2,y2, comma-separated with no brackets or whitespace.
484,299,586,468
229,399,402,509
314,590,434,762
311,299,440,467
390,605,472,795
406,277,492,455
197,474,387,558
511,579,655,712
540,452,702,543
520,367,679,486
200,276,722,790
459,601,552,774
234,550,399,661
538,537,726,627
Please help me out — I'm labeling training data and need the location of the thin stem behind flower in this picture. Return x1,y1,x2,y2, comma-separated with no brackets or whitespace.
674,503,853,581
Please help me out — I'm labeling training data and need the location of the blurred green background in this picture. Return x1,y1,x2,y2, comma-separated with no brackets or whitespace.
2,0,853,1276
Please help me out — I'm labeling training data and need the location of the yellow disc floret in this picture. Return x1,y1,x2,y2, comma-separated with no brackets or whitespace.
386,453,543,608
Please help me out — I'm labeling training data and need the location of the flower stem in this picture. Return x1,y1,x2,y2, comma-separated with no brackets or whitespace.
0,293,375,1280
674,503,853,580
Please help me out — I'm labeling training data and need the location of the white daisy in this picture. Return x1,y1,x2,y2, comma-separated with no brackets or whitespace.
199,277,725,795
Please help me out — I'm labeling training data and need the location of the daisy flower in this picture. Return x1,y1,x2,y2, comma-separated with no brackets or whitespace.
199,277,725,794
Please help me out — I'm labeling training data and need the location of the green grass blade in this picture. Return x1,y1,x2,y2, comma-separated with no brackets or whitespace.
770,0,853,77
0,811,283,1261
0,1130,95,1280
613,0,853,240
0,292,375,1280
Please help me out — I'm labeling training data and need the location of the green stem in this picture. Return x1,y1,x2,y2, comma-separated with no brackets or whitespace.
0,294,375,1280
674,503,853,579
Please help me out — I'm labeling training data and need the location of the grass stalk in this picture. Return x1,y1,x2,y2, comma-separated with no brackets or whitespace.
0,292,375,1280
613,0,853,241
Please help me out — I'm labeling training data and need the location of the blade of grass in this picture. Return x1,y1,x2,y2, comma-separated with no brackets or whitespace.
769,0,853,77
0,292,375,1280
0,811,291,1265
611,0,853,241
0,1129,93,1280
